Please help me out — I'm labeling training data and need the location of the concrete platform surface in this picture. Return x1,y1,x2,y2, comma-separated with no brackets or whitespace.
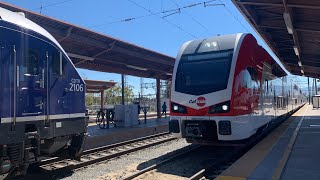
216,104,320,180
84,117,169,150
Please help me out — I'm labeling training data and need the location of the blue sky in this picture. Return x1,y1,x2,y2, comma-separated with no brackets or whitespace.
4,0,310,94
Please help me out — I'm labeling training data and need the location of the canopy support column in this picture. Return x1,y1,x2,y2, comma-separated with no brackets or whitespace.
316,78,318,95
308,77,310,104
100,90,104,110
121,74,125,105
156,78,161,119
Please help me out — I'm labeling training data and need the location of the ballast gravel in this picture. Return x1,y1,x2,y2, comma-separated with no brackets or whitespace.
58,139,190,180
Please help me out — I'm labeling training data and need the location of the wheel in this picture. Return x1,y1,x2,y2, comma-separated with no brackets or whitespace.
96,111,105,125
98,119,106,129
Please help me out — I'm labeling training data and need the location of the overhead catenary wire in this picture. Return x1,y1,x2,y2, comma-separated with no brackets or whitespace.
169,0,210,36
127,0,198,38
218,0,249,32
89,0,223,31
39,0,46,14
33,0,73,11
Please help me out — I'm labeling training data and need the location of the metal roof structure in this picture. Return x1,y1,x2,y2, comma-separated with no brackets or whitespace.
232,0,320,78
84,80,116,93
0,2,175,80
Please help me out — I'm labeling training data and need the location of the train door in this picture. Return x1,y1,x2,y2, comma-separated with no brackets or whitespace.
0,42,15,129
18,35,48,122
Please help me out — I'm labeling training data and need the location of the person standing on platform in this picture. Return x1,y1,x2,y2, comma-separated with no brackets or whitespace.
161,102,167,118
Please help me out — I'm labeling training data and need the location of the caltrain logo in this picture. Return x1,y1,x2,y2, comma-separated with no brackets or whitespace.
189,97,206,107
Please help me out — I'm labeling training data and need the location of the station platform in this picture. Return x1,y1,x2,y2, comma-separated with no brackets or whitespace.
216,104,320,180
84,117,169,150
87,112,170,125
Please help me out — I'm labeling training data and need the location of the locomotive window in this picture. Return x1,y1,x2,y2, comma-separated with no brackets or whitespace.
52,51,64,76
24,49,39,75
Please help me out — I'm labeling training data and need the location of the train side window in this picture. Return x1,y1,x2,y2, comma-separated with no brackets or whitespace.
247,67,258,89
247,67,258,81
24,49,39,75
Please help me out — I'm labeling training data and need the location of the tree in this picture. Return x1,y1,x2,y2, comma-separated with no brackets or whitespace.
85,84,134,107
104,84,134,105
85,93,100,106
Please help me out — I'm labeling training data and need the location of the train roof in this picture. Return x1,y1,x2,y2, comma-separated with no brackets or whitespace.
181,33,287,77
0,7,64,53
182,33,243,55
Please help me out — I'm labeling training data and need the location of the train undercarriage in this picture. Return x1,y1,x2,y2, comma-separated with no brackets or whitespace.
0,117,88,178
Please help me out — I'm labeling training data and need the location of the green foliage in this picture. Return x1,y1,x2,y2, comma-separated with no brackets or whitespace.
85,84,135,106
105,84,134,105
85,93,99,106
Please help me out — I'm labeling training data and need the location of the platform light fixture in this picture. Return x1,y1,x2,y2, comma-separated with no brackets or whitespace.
126,65,148,71
283,12,293,34
67,53,94,61
301,69,304,74
293,46,299,56
298,61,302,67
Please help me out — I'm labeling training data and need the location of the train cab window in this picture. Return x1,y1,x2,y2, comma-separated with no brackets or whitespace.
52,50,64,76
175,50,233,95
24,49,39,75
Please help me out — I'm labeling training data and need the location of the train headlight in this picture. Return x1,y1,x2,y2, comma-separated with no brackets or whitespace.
171,102,187,114
222,105,228,111
208,101,230,114
204,41,217,48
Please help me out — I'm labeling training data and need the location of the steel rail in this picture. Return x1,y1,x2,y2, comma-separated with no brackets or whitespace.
40,132,175,171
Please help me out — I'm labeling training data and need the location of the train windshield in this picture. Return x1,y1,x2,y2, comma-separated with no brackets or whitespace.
175,50,233,95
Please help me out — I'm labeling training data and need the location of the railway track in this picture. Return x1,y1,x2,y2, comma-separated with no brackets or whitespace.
122,108,303,180
189,107,304,180
121,144,239,180
123,145,201,180
39,132,175,172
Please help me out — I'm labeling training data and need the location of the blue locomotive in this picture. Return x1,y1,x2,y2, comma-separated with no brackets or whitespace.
0,7,87,176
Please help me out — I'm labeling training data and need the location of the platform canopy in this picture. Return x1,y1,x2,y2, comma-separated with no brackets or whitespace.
84,80,116,93
232,0,320,78
0,2,175,80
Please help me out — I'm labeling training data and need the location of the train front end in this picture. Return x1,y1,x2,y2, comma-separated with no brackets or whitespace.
0,7,88,177
169,34,247,144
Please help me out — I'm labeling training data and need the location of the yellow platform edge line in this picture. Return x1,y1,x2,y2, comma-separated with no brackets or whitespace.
215,104,307,180
271,106,307,180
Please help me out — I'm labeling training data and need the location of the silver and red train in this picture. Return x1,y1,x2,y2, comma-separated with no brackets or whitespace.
169,33,305,144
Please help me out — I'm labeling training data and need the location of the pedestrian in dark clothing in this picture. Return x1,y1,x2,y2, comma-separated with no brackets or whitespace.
161,102,167,118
